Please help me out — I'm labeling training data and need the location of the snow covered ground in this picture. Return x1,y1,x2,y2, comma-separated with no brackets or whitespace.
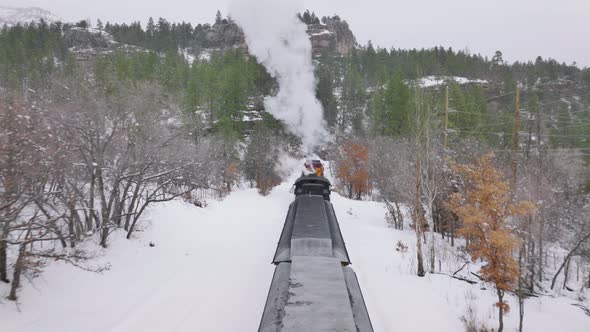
1,168,589,331
416,76,488,88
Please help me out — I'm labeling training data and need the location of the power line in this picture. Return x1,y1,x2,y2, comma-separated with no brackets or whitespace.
530,91,590,108
530,110,590,121
442,79,590,147
470,147,590,152
445,85,590,122
449,110,515,120
558,123,590,129
485,91,517,101
450,108,590,125
448,129,590,139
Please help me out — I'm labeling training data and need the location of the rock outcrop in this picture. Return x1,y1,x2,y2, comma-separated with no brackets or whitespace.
308,16,357,56
206,20,247,51
205,16,357,57
64,28,145,61
64,28,113,49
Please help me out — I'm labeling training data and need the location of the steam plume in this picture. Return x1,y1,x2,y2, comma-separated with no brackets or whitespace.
230,0,327,150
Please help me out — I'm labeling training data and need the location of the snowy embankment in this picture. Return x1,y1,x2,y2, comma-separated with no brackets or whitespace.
1,171,589,331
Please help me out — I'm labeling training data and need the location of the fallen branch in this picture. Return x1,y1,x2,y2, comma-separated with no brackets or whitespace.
470,272,484,281
453,261,470,276
432,272,478,285
572,303,590,317
451,275,478,284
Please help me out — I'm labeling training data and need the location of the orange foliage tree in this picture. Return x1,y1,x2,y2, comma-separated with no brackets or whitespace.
449,154,535,332
336,140,369,199
223,161,239,193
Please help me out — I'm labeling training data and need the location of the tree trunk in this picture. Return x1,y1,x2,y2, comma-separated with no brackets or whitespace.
563,257,571,290
497,289,505,332
426,198,436,274
518,244,525,332
0,239,8,283
97,167,115,249
8,242,26,301
55,226,68,249
450,214,455,247
68,202,79,247
538,213,544,282
529,240,536,292
88,168,96,231
68,217,76,248
395,201,404,230
429,234,435,273
1,113,17,284
536,112,545,284
125,179,143,231
416,233,425,277
415,157,425,277
0,206,12,282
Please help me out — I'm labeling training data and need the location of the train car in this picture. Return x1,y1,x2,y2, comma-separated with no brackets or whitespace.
259,175,373,332
293,174,331,201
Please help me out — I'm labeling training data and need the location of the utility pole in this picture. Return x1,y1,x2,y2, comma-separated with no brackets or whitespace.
444,85,449,148
512,87,520,188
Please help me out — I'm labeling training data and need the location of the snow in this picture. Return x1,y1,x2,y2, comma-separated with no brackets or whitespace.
339,198,589,331
1,163,589,331
0,6,61,26
310,29,333,36
179,48,196,64
242,110,263,122
0,7,17,17
416,76,489,88
0,189,285,332
198,50,212,62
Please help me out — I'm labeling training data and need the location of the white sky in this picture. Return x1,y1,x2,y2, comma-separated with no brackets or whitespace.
2,0,589,68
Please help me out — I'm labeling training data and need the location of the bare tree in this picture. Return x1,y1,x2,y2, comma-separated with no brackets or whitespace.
369,137,410,230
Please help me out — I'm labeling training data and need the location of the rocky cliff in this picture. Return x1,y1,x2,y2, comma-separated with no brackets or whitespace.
205,15,357,57
307,16,357,56
64,28,145,61
206,20,247,51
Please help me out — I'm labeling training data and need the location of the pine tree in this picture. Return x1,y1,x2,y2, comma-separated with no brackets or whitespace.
215,10,223,25
302,10,311,25
75,20,88,29
146,17,155,38
340,62,366,134
316,63,337,127
492,50,504,66
371,73,411,137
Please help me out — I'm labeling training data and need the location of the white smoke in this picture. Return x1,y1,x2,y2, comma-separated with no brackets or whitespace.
230,0,327,150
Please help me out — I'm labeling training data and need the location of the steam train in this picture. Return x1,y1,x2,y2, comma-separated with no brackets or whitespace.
258,174,374,332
